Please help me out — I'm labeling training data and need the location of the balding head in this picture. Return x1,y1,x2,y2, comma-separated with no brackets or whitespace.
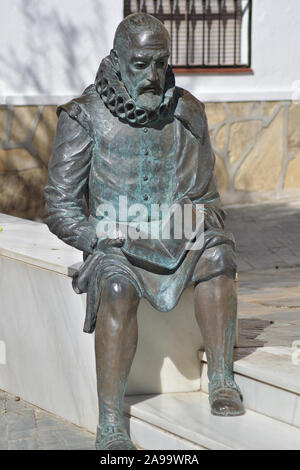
113,13,170,56
111,13,171,112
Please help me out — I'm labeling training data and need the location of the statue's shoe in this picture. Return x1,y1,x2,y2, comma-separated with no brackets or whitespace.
95,423,137,450
209,377,245,417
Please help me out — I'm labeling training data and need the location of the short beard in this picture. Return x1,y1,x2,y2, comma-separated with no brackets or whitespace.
135,92,164,113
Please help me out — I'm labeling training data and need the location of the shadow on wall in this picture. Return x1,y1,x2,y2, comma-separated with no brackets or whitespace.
0,0,109,96
0,0,107,220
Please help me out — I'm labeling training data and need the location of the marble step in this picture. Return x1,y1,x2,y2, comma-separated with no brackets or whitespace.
125,391,300,450
199,346,300,428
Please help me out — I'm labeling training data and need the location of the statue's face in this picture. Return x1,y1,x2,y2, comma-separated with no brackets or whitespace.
117,29,170,112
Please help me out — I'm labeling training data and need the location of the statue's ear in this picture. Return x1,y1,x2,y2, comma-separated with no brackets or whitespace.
110,49,120,72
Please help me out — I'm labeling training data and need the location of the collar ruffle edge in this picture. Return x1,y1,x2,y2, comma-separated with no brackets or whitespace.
95,54,176,126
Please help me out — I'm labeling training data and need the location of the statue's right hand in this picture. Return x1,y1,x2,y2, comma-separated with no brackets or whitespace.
97,237,125,250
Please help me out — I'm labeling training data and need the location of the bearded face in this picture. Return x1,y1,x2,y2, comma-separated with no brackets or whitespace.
115,29,170,113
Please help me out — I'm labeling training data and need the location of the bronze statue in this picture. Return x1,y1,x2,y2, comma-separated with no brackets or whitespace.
44,13,245,451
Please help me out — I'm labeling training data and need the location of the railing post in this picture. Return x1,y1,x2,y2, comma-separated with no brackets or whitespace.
218,0,222,66
234,0,238,65
186,0,190,67
202,0,206,66
170,0,174,65
248,0,252,68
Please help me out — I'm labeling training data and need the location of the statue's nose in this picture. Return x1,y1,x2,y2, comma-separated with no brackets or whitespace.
148,64,158,82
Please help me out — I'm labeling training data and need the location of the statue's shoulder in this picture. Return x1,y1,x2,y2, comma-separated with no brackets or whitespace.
57,84,104,135
174,87,207,142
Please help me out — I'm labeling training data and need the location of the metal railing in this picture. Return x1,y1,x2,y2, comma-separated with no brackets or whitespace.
124,0,252,69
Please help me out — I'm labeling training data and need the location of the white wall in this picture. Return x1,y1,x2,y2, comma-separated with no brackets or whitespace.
0,0,299,104
0,0,124,104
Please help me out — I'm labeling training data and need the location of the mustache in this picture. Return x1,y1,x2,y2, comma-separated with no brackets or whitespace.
137,82,162,95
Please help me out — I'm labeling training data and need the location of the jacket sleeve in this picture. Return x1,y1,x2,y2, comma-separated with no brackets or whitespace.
44,109,98,253
190,175,226,230
177,91,226,231
194,111,226,231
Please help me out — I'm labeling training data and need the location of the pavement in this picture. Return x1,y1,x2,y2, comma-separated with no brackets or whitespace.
0,389,95,450
225,198,300,272
1,197,300,450
227,198,300,353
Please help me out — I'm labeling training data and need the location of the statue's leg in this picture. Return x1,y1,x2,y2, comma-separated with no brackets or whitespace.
194,270,245,417
94,274,139,450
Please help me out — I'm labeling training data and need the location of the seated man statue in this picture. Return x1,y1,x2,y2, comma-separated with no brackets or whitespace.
44,12,245,450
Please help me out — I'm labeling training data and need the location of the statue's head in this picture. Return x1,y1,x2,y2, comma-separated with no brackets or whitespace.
111,13,170,112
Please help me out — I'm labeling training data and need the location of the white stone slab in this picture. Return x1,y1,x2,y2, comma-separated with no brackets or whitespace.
125,392,300,450
201,348,300,395
0,255,97,431
294,398,300,428
126,416,206,450
0,213,82,275
127,286,203,395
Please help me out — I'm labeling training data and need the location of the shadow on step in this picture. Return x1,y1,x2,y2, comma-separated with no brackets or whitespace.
235,317,272,360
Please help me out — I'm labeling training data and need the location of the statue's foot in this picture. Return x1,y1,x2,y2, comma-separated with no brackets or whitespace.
95,423,137,450
209,376,245,417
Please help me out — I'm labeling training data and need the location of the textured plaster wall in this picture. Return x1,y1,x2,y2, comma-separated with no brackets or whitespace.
0,106,57,219
207,101,300,195
0,101,299,220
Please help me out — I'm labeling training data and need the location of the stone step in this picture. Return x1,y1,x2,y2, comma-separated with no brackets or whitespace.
199,346,300,428
125,391,300,450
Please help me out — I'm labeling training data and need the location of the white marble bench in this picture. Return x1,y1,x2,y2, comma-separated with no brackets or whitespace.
0,213,203,433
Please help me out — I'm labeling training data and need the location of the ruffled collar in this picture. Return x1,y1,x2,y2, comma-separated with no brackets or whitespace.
95,54,176,126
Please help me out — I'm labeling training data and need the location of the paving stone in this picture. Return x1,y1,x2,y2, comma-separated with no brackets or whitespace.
0,390,97,450
0,420,6,432
7,417,37,441
65,443,95,450
62,432,95,447
8,437,39,450
0,396,6,413
38,429,70,449
0,439,8,450
226,199,300,272
41,443,69,450
6,397,32,413
35,411,69,430
0,425,7,447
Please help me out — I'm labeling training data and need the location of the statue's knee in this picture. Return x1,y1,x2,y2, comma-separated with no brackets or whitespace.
202,245,236,279
98,275,139,332
102,275,139,307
